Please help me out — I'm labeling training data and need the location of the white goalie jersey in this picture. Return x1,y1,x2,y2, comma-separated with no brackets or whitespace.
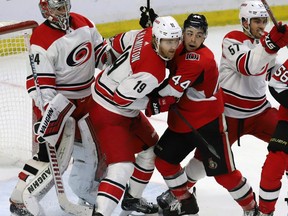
26,12,108,109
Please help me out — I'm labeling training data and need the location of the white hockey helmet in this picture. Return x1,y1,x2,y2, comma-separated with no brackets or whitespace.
39,0,71,30
239,0,268,26
152,16,182,60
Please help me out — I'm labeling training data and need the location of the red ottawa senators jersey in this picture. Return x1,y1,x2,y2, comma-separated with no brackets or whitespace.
159,43,224,132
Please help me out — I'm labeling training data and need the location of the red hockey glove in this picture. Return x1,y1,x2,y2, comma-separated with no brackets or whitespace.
145,96,176,117
261,22,288,54
139,6,158,28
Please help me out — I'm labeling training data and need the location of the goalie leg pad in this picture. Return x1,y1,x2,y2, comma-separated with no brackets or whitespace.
10,159,51,215
10,118,75,215
69,114,105,205
69,141,98,206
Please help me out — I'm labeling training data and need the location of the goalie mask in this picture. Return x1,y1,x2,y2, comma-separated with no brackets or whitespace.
39,0,71,31
152,16,182,61
239,0,268,37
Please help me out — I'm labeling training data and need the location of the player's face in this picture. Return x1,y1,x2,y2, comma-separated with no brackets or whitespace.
183,27,206,51
249,17,268,39
158,38,180,60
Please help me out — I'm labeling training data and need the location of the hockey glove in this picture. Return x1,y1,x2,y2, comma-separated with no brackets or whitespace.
33,121,50,162
139,6,158,28
261,22,288,54
33,121,46,144
145,96,176,117
268,120,288,154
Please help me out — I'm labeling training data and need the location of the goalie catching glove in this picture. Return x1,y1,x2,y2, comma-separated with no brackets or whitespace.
261,22,288,54
139,6,158,28
145,96,177,117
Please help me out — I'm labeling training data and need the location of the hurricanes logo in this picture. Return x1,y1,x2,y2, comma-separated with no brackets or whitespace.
67,41,92,66
208,157,218,169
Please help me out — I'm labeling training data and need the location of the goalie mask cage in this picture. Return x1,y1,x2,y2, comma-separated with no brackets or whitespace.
0,21,38,165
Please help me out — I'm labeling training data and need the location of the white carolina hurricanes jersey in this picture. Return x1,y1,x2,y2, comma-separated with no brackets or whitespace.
92,28,169,117
26,13,107,109
269,58,288,94
219,30,277,118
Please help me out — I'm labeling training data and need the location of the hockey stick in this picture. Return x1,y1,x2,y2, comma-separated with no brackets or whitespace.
146,0,152,26
261,0,288,48
24,34,94,216
147,0,150,10
261,0,279,30
171,105,220,159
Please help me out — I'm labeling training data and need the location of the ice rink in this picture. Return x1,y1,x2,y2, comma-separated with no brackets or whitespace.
0,23,287,216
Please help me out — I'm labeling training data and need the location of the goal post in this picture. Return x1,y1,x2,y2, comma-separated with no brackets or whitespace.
0,21,38,165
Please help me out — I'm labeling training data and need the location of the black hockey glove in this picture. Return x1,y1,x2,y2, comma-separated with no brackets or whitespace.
145,96,176,117
139,6,158,28
33,120,50,162
268,120,288,154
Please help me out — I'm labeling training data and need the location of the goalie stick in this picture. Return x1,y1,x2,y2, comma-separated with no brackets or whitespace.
171,105,220,159
24,34,94,216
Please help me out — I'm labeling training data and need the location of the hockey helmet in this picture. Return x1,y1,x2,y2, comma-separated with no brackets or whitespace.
183,13,208,36
239,0,268,26
39,0,71,30
152,16,182,60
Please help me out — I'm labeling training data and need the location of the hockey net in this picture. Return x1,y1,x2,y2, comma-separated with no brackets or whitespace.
0,21,38,165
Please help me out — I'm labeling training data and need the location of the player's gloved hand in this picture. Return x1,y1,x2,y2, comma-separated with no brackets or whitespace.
33,120,46,144
33,120,50,162
261,22,288,54
145,96,176,117
139,6,158,28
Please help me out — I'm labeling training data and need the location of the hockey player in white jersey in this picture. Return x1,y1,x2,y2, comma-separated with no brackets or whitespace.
89,16,182,216
9,0,111,215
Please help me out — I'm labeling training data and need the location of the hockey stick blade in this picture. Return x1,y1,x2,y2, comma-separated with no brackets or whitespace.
47,144,95,216
171,105,220,159
58,193,94,215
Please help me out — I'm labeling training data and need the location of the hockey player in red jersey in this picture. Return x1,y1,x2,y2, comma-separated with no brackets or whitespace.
155,1,288,215
89,16,182,216
9,0,111,215
140,11,260,215
258,58,288,216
